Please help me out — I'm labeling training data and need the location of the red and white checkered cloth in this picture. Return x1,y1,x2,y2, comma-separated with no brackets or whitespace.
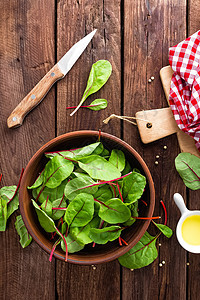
169,30,200,150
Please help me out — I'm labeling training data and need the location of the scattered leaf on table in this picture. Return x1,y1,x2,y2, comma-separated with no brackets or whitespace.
118,231,158,269
175,152,200,190
87,99,108,111
15,215,32,248
70,60,112,116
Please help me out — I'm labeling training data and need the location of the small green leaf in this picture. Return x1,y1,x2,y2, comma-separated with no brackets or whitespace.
89,225,122,244
78,155,121,181
0,196,7,231
70,60,112,115
43,156,74,189
41,199,53,216
28,171,44,189
64,193,94,227
32,179,68,203
122,171,146,204
45,142,101,161
0,186,19,218
64,176,98,201
118,232,158,269
94,185,113,202
32,200,56,233
51,198,67,220
109,149,126,172
61,233,84,253
87,99,108,111
98,198,131,223
70,216,100,245
15,215,32,248
153,222,173,238
175,152,200,190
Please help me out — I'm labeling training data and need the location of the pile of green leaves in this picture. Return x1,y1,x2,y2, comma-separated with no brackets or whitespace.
0,174,32,248
28,140,173,268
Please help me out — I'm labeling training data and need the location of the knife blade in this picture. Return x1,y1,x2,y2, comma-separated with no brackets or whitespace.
7,29,97,128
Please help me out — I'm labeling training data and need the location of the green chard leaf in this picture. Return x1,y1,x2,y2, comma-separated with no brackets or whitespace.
0,196,7,231
86,99,108,111
109,149,126,172
70,216,100,246
32,179,68,203
41,199,53,216
0,186,19,218
122,171,146,204
61,233,84,253
45,142,101,161
70,60,112,116
153,222,173,238
32,200,56,233
98,198,131,223
28,171,44,189
122,161,132,176
89,225,122,244
51,198,67,220
123,202,138,226
118,232,158,269
42,156,74,189
64,175,98,201
175,152,200,190
64,193,94,227
78,155,121,181
15,215,32,248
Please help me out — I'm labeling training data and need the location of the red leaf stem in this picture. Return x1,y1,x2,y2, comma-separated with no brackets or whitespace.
56,227,68,262
108,183,117,197
45,195,49,210
141,199,148,206
160,200,167,225
118,236,122,246
132,216,161,220
120,237,128,246
0,173,2,184
52,207,67,210
49,239,60,262
66,104,100,110
98,129,101,142
7,168,24,204
116,182,123,202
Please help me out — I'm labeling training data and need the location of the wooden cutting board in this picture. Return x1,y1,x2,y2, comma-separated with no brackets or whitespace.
136,65,200,157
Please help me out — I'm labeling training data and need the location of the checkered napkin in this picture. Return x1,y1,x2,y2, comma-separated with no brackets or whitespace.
169,30,200,150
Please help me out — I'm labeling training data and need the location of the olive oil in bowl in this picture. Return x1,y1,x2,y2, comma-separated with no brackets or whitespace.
181,215,200,246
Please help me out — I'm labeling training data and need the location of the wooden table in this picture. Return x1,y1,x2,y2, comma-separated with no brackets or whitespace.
1,1,200,299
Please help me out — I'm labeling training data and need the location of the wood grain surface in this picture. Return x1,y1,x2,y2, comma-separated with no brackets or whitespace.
0,0,200,300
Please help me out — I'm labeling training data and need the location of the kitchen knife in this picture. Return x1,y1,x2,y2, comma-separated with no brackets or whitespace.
7,29,97,128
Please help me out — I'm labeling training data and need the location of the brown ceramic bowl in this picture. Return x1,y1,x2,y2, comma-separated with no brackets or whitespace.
19,130,155,265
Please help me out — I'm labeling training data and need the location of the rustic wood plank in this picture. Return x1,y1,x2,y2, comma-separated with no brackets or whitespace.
0,1,56,299
187,3,200,300
56,1,121,299
122,1,187,299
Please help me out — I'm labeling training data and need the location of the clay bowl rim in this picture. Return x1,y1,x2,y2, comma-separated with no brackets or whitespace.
19,130,155,265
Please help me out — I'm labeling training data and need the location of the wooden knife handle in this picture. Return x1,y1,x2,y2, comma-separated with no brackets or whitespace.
7,64,64,128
